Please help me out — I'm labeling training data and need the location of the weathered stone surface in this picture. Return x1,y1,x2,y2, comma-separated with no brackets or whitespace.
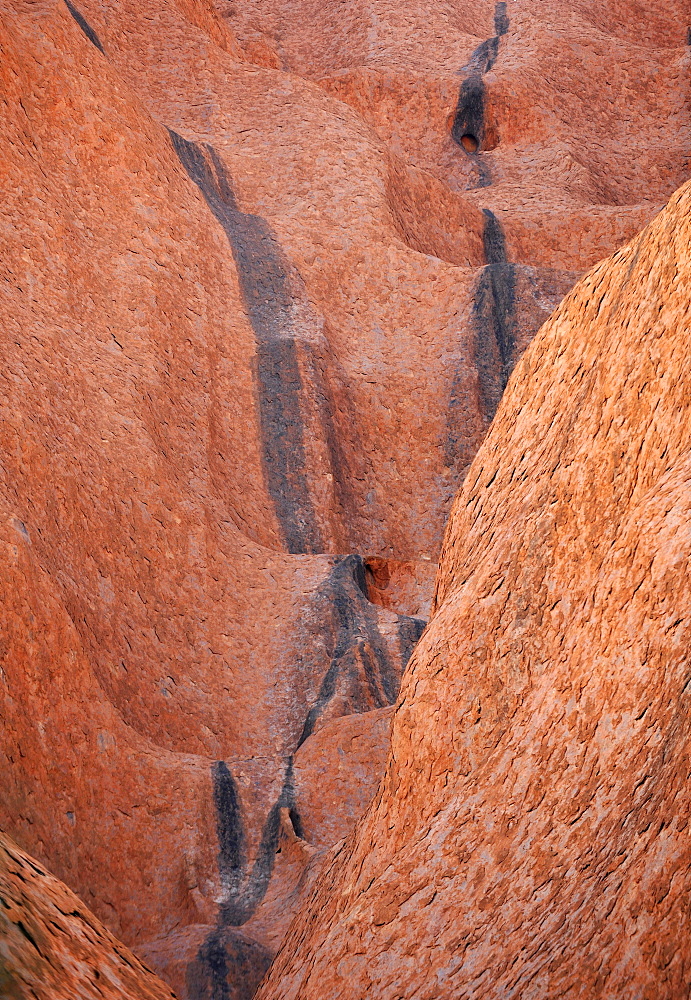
293,707,394,850
0,832,176,1000
1,0,689,996
257,178,691,999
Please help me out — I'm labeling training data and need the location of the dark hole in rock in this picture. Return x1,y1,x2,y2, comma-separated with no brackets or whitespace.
460,134,479,153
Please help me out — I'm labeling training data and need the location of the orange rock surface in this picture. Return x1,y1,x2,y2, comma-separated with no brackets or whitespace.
258,178,691,999
0,0,689,996
0,832,175,1000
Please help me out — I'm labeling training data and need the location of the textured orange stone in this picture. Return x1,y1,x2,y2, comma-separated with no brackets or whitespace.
0,832,176,1000
258,178,691,1000
0,0,689,996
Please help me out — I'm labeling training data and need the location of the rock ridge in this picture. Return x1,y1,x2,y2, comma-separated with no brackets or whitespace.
257,177,691,1000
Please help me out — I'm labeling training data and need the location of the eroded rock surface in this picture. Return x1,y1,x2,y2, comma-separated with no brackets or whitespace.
0,0,689,996
258,179,691,1000
0,832,176,1000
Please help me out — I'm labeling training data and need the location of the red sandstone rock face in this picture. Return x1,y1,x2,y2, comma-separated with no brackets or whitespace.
0,832,175,999
257,179,691,1000
0,0,689,996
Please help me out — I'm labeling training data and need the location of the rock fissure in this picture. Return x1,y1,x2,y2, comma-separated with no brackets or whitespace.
452,1,510,177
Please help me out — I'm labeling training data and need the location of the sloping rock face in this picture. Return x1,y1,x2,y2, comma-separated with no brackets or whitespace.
0,0,688,996
258,179,691,1000
0,832,176,1000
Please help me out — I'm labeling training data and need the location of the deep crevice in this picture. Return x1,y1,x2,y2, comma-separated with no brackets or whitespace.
16,920,42,955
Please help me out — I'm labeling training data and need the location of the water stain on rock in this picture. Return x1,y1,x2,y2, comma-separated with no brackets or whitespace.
64,0,105,53
169,131,323,555
452,1,510,184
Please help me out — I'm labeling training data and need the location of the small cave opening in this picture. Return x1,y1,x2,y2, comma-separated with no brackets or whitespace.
361,556,436,620
363,557,393,607
460,133,479,153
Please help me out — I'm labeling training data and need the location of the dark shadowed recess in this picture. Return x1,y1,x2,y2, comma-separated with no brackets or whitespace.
64,0,105,52
186,925,272,1000
168,129,324,555
452,72,492,187
451,76,489,154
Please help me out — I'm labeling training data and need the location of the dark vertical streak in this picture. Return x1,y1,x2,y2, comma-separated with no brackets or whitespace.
451,76,488,150
448,0,514,458
446,210,517,463
451,69,491,188
494,2,510,37
210,759,298,928
301,343,361,551
190,760,299,996
452,1,510,187
64,0,105,52
474,210,517,421
168,130,323,554
212,762,246,903
482,207,509,264
472,263,517,422
296,555,425,747
462,36,500,76
190,933,231,1000
194,564,425,991
187,930,271,1000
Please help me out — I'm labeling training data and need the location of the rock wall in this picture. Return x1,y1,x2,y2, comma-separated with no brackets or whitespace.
1,0,689,996
0,832,175,1000
258,177,691,999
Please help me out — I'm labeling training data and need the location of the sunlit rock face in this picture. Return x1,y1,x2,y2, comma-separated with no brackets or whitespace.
0,0,688,996
258,178,691,1000
0,832,176,1000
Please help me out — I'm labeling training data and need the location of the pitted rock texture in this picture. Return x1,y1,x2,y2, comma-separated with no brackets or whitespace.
257,179,691,1000
0,0,689,996
0,832,176,1000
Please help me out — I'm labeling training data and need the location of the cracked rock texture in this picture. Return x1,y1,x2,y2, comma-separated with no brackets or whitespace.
257,178,691,1000
0,832,175,1000
0,0,689,996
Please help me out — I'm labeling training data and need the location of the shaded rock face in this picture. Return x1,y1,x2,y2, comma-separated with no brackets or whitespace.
0,832,175,1000
257,180,691,1000
0,0,688,998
